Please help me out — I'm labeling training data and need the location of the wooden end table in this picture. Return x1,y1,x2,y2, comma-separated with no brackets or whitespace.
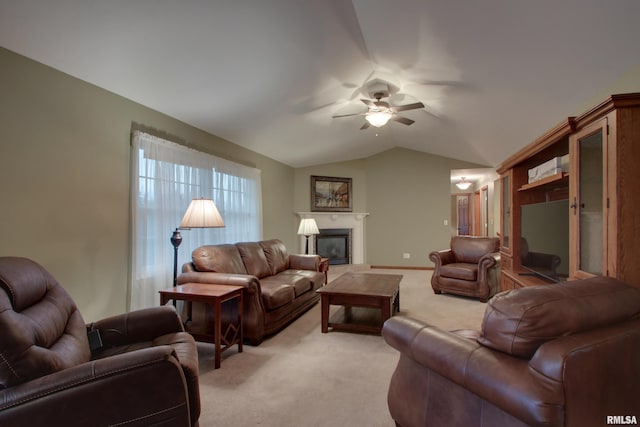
160,283,243,369
319,257,330,284
316,272,402,335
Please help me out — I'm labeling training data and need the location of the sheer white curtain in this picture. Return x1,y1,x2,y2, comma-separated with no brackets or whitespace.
130,131,262,310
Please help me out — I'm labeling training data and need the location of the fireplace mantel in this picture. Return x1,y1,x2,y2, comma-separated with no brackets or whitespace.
296,212,369,264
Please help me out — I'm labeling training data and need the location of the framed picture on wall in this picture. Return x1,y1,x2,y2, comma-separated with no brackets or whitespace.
311,176,352,212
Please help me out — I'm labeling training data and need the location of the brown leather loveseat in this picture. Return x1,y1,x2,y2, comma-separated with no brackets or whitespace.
178,239,325,344
429,236,500,302
382,276,640,427
0,257,200,427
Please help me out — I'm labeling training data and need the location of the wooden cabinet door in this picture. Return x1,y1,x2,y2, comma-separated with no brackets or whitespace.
569,118,608,279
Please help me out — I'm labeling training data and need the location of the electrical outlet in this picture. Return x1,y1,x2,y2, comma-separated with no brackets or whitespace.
402,253,411,259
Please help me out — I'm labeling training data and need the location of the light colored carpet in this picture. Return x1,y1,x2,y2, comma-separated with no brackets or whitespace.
195,266,487,426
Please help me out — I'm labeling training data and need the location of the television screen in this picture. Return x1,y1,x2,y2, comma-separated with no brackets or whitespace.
520,199,570,282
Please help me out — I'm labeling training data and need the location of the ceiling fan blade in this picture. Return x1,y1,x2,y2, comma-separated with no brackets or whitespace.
332,112,362,118
360,122,371,130
392,115,415,126
393,102,425,112
361,99,374,107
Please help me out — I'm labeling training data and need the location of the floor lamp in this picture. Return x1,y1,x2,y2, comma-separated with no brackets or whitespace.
171,198,225,286
297,218,319,255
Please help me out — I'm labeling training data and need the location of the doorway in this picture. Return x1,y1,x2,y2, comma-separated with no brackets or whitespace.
453,194,471,235
450,169,499,237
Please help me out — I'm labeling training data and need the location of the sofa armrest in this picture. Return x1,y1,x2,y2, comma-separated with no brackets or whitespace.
289,254,321,271
182,261,197,273
428,249,454,267
0,346,191,427
477,252,501,300
177,271,265,310
530,319,640,425
383,316,564,427
478,251,500,270
88,305,185,347
428,249,454,292
178,271,260,294
383,316,483,386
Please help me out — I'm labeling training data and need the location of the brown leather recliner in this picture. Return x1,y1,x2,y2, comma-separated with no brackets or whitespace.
382,276,640,427
0,257,201,427
429,236,500,302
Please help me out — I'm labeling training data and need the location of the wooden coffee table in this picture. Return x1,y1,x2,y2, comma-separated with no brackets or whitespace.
316,272,402,335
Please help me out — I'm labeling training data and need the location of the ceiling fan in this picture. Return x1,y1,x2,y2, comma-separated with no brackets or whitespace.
332,92,425,130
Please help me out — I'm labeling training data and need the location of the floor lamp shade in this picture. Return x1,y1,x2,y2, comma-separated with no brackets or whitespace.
171,198,225,286
180,198,225,228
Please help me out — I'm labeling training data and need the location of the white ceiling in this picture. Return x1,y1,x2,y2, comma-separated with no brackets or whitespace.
2,0,639,168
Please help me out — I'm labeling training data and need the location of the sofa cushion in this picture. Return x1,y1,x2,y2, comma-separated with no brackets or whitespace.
236,242,272,278
478,276,640,358
260,239,290,275
440,263,478,281
0,257,91,388
288,269,325,289
191,245,247,274
271,271,312,297
451,236,499,264
258,277,295,310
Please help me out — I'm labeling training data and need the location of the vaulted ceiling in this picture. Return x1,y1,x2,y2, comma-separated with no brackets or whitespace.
2,1,639,168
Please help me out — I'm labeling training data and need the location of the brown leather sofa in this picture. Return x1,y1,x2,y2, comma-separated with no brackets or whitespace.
429,236,500,302
0,257,200,427
178,239,325,345
382,276,640,427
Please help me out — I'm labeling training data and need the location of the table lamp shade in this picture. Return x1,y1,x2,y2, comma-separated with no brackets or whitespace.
297,218,319,235
180,198,225,228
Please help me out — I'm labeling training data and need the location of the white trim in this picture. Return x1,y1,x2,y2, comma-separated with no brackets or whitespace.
296,212,369,264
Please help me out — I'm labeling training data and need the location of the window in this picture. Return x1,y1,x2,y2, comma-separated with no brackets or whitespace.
130,131,262,309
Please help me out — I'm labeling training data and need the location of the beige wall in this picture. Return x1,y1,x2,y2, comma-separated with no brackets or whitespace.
294,148,485,266
293,159,368,211
0,48,295,320
364,148,485,266
1,47,490,322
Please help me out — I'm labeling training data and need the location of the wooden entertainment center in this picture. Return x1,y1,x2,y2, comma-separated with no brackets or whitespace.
497,93,640,290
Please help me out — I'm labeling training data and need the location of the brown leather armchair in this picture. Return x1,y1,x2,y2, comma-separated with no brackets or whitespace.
0,257,201,427
382,276,640,427
429,236,500,302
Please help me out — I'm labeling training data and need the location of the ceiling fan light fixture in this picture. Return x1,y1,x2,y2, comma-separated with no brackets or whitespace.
456,177,473,190
365,109,392,127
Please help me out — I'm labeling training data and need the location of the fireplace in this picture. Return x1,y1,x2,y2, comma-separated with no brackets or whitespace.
297,212,368,264
315,228,351,265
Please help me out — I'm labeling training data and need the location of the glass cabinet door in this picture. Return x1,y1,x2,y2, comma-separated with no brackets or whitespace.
501,173,511,251
570,120,606,277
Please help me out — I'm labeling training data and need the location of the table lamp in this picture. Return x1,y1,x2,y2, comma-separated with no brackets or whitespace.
297,218,319,255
